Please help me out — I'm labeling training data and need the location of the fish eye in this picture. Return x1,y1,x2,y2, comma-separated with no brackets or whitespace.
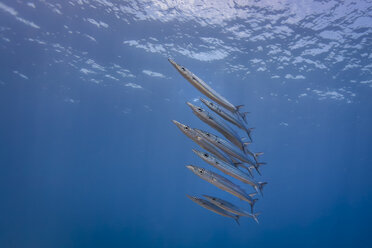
204,154,208,157
181,67,185,71
198,108,202,111
208,117,213,120
199,169,203,174
192,77,196,80
185,127,188,130
206,133,210,136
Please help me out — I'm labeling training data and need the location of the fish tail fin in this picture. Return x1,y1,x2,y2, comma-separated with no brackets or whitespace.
241,111,249,123
250,199,259,213
252,152,263,163
234,163,254,178
254,152,264,160
235,105,248,123
258,182,268,196
234,215,240,226
242,142,252,154
233,162,245,171
243,142,251,146
255,162,266,175
247,166,255,178
235,106,248,123
253,213,260,224
236,104,244,110
249,192,257,198
245,128,254,141
254,166,262,176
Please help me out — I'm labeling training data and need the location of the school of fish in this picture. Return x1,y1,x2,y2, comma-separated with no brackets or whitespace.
169,58,267,225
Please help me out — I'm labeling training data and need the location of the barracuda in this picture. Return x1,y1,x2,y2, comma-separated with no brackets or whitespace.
200,97,253,141
186,102,246,152
193,149,269,196
194,129,266,175
186,195,240,225
194,149,267,195
186,165,258,212
172,120,233,164
203,195,260,224
168,58,245,116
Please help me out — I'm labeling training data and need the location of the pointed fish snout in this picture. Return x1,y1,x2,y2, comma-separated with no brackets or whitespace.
191,148,199,154
186,102,193,107
168,58,177,67
186,101,198,111
185,165,194,170
172,120,190,131
191,149,203,157
186,194,198,201
172,120,184,129
172,120,180,125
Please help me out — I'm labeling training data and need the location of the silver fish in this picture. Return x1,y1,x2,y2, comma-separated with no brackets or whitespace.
172,120,233,164
186,102,246,153
194,149,267,195
194,129,265,175
168,58,244,115
200,98,253,141
193,149,263,187
186,165,258,211
186,195,240,225
203,195,260,224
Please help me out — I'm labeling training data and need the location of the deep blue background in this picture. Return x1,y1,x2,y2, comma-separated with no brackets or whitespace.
1,1,372,247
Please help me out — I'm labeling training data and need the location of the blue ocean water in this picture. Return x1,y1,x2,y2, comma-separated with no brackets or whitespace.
1,1,372,247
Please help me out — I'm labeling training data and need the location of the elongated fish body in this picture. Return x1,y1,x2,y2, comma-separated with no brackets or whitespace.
195,128,265,175
194,128,257,166
200,98,253,141
193,149,257,187
202,195,260,224
186,195,240,224
186,165,257,211
192,148,254,178
168,58,238,113
193,149,267,195
172,120,233,164
186,102,246,152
